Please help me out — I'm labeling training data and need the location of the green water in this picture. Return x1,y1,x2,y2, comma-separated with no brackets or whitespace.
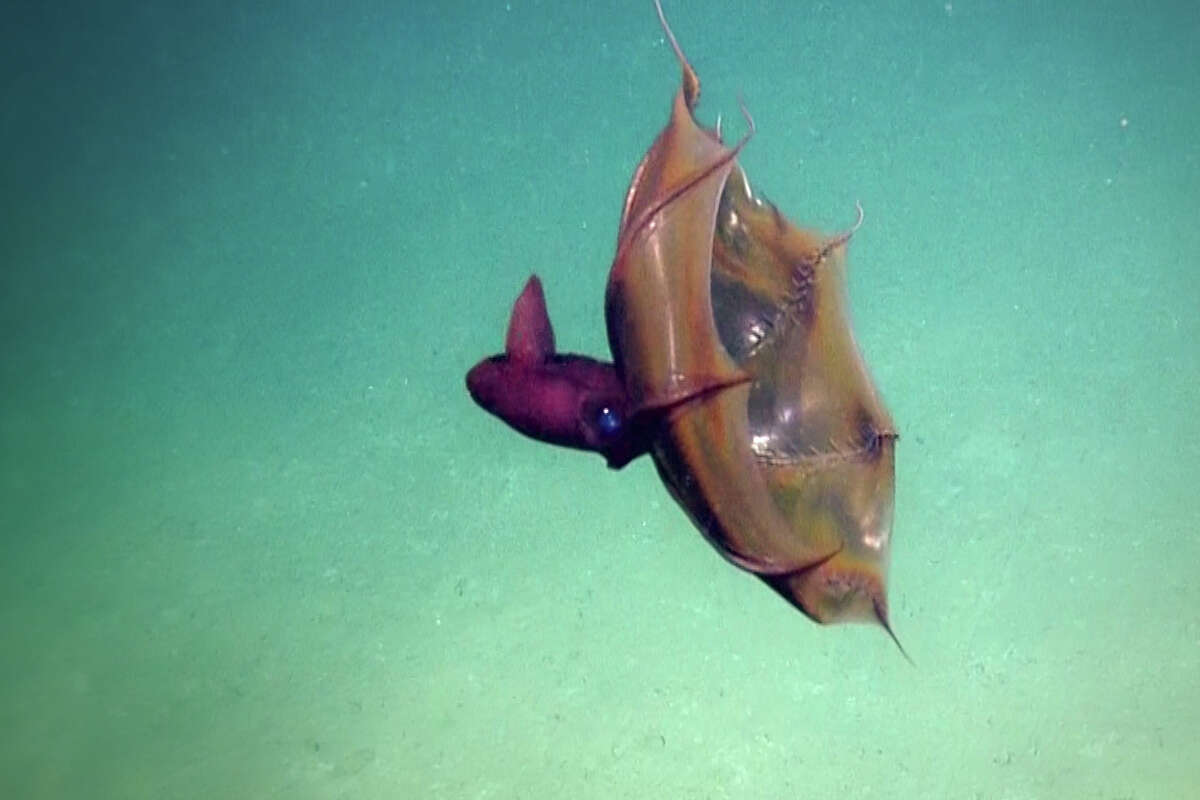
2,1,1197,797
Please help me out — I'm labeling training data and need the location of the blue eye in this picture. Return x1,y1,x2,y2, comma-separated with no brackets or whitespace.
595,405,623,437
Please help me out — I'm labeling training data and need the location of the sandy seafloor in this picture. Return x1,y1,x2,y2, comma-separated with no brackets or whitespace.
1,1,1197,798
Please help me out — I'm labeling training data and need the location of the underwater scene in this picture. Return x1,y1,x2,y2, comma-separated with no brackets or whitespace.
2,1,1197,797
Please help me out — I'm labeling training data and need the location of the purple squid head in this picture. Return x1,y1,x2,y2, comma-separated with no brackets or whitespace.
466,275,648,469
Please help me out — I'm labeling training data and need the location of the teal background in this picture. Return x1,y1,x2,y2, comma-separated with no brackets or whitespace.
2,1,1197,797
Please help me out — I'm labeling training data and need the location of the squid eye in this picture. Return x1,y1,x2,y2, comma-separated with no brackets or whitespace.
595,405,623,437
